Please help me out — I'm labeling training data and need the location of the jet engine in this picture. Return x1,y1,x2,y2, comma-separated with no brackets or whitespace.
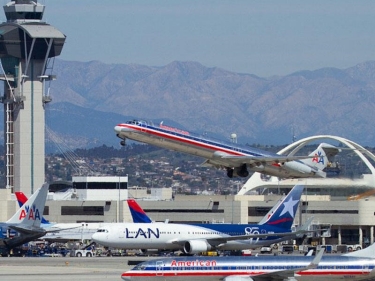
139,249,161,255
183,240,212,254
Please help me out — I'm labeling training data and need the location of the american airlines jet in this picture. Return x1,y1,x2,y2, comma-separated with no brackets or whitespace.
122,244,375,281
114,120,339,179
0,184,48,249
92,185,310,254
15,195,150,242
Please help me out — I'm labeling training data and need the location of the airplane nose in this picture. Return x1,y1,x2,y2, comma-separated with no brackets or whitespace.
114,125,122,133
91,233,101,242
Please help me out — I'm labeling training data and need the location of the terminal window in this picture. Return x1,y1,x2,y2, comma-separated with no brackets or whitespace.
61,206,104,216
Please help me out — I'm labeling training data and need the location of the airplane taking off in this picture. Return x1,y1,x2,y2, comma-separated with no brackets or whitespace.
0,184,48,249
92,185,310,254
115,120,340,179
122,244,375,281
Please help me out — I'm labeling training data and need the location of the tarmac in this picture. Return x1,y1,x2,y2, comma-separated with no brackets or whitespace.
0,256,144,281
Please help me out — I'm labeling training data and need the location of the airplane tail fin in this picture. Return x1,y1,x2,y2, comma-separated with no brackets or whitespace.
15,191,50,224
344,243,375,258
127,199,152,223
258,198,283,225
295,216,314,236
300,143,340,175
261,184,304,230
7,184,49,229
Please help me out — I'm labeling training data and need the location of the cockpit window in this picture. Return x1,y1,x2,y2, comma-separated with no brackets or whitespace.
96,228,108,233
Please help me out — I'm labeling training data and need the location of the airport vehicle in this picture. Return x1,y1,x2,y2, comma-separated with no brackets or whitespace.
72,249,95,257
115,120,339,178
0,184,48,250
121,244,375,280
260,246,272,254
92,185,311,254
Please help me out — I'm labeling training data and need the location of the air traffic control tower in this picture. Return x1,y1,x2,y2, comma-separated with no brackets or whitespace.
0,1,65,194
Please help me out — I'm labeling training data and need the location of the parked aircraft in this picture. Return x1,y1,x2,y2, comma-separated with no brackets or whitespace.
15,194,153,242
92,185,310,254
115,120,339,179
0,184,48,249
122,244,375,280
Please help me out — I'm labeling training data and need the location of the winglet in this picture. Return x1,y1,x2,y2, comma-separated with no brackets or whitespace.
306,248,324,270
127,199,152,223
261,185,304,229
7,184,49,229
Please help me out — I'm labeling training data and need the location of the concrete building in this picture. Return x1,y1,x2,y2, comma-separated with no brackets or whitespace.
0,0,65,194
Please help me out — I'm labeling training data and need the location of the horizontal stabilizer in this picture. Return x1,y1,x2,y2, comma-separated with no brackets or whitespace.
8,225,46,236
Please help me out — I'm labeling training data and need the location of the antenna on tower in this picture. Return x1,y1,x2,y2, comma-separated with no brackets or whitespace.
291,125,296,143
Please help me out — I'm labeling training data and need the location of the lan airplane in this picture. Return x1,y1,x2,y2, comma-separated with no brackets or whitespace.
0,184,48,250
115,120,339,179
92,185,310,254
122,244,375,281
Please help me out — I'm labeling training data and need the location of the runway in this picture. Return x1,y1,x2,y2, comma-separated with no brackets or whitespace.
0,256,144,281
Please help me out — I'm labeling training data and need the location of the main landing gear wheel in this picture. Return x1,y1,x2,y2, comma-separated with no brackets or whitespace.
120,140,126,146
227,168,234,178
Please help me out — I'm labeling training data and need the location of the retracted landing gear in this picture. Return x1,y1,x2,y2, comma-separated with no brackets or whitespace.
227,164,249,178
237,164,249,177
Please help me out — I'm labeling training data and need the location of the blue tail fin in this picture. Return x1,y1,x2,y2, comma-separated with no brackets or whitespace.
261,184,304,229
127,199,152,223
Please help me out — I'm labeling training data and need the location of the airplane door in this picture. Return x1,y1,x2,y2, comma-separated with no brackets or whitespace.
156,261,164,276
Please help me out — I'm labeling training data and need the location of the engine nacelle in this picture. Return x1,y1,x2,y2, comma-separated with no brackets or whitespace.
183,240,211,254
140,249,160,255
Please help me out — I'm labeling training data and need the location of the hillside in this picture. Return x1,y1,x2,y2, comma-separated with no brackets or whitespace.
16,59,375,149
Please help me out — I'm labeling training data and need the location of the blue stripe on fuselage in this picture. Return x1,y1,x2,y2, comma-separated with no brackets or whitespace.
189,223,291,236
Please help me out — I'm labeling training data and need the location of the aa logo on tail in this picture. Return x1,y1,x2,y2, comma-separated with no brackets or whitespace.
19,204,41,221
312,151,324,164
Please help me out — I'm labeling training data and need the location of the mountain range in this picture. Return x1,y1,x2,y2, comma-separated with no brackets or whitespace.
22,59,375,150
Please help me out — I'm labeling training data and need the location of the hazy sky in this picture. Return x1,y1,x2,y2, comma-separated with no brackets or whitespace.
33,0,375,77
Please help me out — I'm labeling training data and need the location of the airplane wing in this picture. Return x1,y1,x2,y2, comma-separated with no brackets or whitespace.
202,152,315,168
171,229,314,247
8,225,46,236
44,225,83,233
240,249,324,281
219,154,314,165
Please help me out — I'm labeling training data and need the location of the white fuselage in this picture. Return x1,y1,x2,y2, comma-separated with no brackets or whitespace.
115,122,325,179
91,222,293,251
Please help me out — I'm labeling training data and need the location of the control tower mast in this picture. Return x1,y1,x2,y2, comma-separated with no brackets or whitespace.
0,1,65,194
